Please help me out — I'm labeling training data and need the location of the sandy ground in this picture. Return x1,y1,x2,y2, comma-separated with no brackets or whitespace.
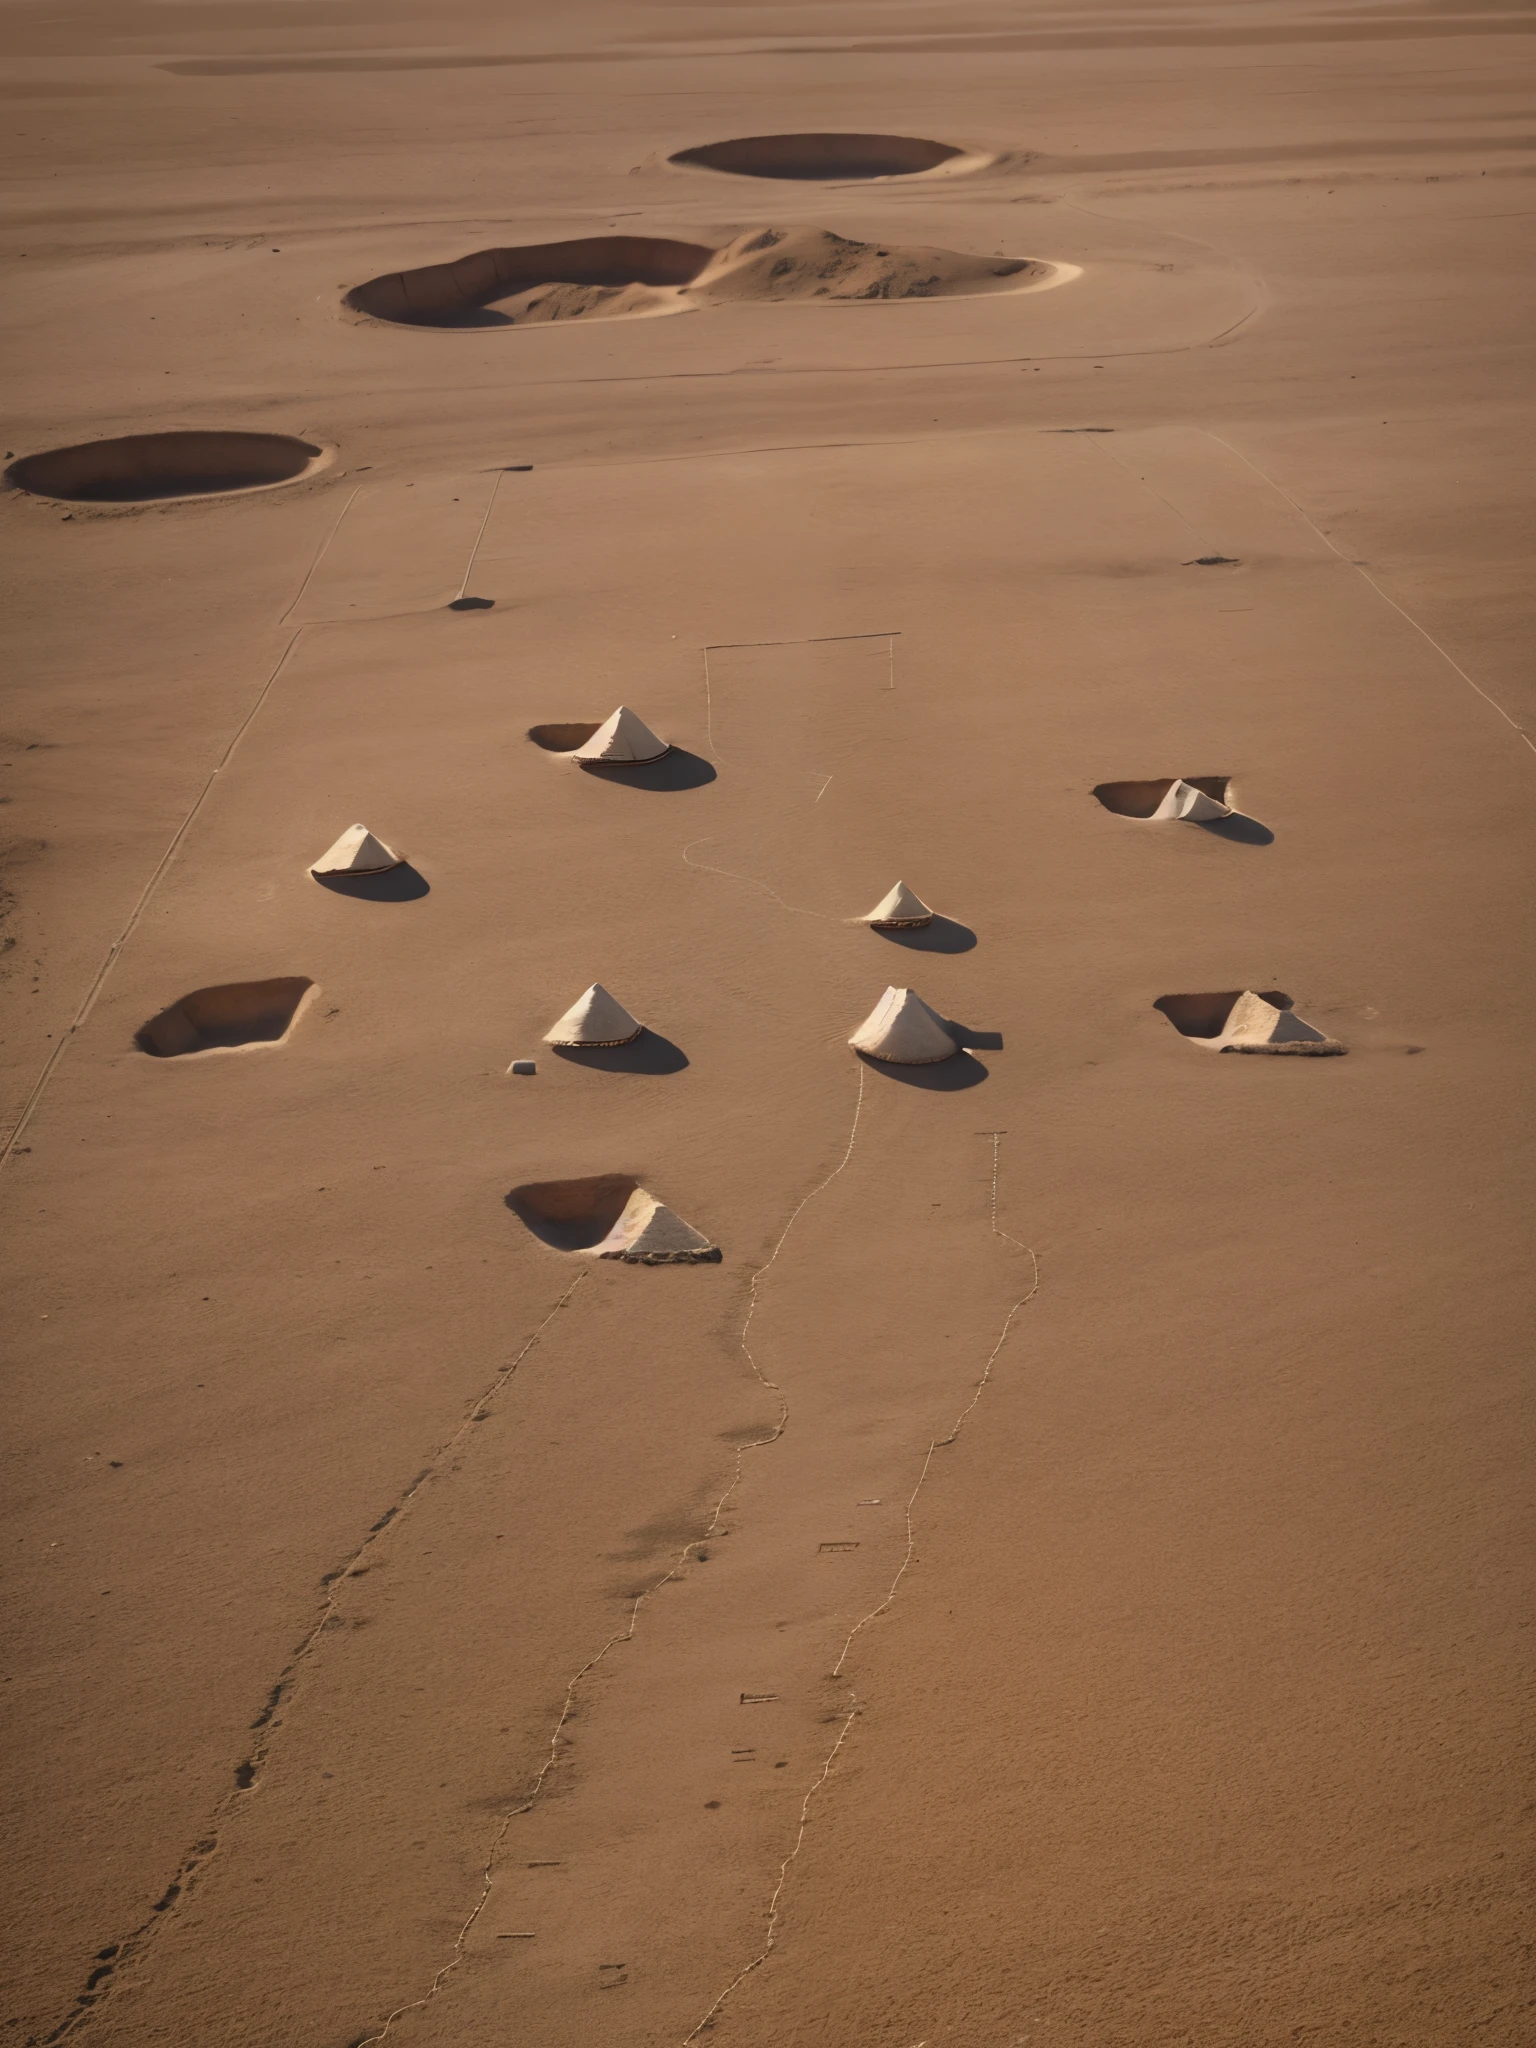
2,3,1533,2044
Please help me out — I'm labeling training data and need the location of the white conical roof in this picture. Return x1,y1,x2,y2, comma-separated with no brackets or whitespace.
544,982,643,1046
310,823,402,875
858,880,934,928
1152,778,1232,823
570,705,670,765
597,1187,719,1264
1216,990,1328,1048
849,986,956,1064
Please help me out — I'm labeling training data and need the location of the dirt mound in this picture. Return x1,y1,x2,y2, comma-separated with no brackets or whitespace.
346,229,1051,328
694,227,1044,305
669,133,967,180
6,432,326,503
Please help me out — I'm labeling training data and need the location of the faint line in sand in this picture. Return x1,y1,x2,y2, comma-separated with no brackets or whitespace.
277,481,362,623
454,467,505,599
40,1278,586,2044
1202,430,1535,758
683,1132,1039,2043
0,619,310,1167
702,630,898,764
0,477,503,1169
353,1067,868,2046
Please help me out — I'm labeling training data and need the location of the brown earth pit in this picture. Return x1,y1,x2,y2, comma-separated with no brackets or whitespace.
6,432,327,504
346,229,1049,329
1094,777,1231,818
528,722,604,752
669,133,969,180
505,1175,640,1253
346,236,714,326
134,978,314,1058
1156,989,1291,1039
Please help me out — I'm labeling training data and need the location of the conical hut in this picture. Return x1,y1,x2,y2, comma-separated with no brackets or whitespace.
848,986,956,1064
544,983,644,1047
310,823,403,876
570,705,670,766
857,881,934,929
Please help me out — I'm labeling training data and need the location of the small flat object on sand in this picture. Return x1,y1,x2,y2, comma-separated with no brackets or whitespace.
1152,778,1232,823
849,985,957,1063
597,1188,720,1264
570,705,670,765
310,823,403,875
1216,991,1345,1054
858,880,934,928
544,983,643,1046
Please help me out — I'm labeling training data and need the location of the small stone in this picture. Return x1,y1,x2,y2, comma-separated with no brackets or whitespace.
508,1059,537,1075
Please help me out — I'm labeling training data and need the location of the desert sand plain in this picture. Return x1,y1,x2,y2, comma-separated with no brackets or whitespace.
2,1,1534,2044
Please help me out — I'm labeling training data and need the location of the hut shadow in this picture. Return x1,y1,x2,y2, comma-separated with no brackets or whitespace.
1197,811,1274,847
874,916,977,955
945,1019,1003,1051
857,1049,988,1090
313,863,430,902
581,749,716,792
551,1029,689,1075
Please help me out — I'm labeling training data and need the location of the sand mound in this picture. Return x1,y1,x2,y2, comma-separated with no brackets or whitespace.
1094,777,1232,819
1155,990,1345,1055
669,133,967,180
346,229,1050,328
134,977,313,1057
345,235,714,326
6,432,326,504
506,1176,719,1262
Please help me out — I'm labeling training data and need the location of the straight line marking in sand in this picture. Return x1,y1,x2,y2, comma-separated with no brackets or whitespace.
350,1067,869,2047
1202,430,1535,758
40,1276,586,2044
683,1132,1040,2046
0,618,309,1171
454,466,505,600
702,629,898,762
0,474,507,1171
276,482,363,624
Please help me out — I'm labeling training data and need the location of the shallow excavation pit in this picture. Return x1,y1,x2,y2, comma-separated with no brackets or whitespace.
506,1175,720,1263
346,235,714,326
1094,777,1231,819
668,133,970,180
346,228,1050,329
1155,990,1345,1055
135,978,314,1057
6,432,328,504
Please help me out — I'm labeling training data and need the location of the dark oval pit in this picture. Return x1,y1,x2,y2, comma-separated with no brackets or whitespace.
669,133,967,180
7,431,328,504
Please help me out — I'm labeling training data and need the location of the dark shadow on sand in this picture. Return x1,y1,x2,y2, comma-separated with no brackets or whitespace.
580,749,716,792
313,863,430,902
447,595,495,611
1196,811,1275,846
550,1030,689,1075
945,1019,1003,1051
857,1049,988,1090
873,915,977,955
